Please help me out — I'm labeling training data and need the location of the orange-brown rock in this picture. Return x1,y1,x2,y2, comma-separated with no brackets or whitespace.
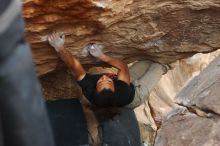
22,0,220,76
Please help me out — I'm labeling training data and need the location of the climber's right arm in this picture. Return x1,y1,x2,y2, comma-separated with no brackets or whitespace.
48,32,86,81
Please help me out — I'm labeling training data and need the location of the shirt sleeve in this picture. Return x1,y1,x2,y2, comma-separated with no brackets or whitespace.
113,80,135,106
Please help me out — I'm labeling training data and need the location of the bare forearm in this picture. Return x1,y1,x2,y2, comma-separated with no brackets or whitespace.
57,49,86,80
47,32,86,80
87,43,130,84
99,54,130,84
98,54,127,70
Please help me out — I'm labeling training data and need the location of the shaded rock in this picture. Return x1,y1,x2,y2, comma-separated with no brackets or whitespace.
22,0,220,75
134,100,158,146
138,123,156,146
40,68,82,100
175,53,220,115
155,113,220,146
148,50,220,121
134,51,220,145
154,53,220,146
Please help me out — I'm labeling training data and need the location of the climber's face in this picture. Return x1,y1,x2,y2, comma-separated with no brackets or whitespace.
96,75,115,93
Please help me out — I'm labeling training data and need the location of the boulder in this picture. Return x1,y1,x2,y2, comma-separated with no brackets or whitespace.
22,0,220,75
155,113,220,146
154,53,220,146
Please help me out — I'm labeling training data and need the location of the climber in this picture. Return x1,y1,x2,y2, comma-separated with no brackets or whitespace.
48,32,169,108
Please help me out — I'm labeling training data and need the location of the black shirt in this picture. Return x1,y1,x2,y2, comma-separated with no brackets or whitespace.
77,73,135,107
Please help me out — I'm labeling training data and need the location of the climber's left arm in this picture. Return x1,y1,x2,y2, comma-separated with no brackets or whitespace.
48,32,86,81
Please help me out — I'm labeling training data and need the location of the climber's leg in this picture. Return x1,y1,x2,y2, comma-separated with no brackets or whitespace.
127,62,166,108
129,60,152,82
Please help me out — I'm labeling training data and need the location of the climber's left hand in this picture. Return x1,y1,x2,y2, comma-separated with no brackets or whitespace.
88,44,104,58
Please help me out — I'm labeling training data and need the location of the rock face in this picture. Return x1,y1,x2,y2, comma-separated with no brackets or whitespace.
155,113,220,146
175,53,220,115
154,53,220,146
148,50,220,121
23,0,220,75
23,0,220,146
134,50,220,146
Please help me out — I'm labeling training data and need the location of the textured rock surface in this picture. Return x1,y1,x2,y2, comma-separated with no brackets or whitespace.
175,52,220,115
40,68,81,100
155,113,220,146
22,0,220,75
154,53,220,146
148,50,220,120
134,50,220,146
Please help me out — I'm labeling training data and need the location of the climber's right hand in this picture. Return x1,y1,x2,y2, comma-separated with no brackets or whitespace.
48,32,65,52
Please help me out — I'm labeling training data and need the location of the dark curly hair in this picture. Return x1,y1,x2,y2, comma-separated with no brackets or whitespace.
93,89,115,107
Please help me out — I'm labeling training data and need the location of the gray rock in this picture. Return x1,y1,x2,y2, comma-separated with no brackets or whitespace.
155,113,220,146
175,54,220,115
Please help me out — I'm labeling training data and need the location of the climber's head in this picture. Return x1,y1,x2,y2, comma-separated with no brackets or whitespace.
96,74,115,93
93,74,115,106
